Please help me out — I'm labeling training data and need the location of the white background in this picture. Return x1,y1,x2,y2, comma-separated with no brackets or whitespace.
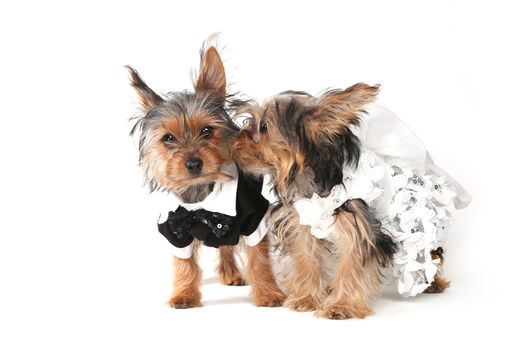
1,1,524,349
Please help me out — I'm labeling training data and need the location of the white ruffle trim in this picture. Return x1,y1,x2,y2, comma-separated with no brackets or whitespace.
381,163,456,296
293,152,384,239
293,150,460,297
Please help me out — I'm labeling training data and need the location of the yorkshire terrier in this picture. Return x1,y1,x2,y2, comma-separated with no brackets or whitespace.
230,84,398,319
127,44,284,308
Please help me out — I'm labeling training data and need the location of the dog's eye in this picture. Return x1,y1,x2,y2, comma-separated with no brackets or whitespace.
201,126,214,138
162,134,175,143
259,121,268,133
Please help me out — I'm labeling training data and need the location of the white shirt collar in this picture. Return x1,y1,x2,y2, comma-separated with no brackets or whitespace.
177,162,239,217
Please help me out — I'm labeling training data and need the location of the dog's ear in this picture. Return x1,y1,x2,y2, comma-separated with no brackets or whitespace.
195,46,226,101
306,83,379,137
126,65,164,109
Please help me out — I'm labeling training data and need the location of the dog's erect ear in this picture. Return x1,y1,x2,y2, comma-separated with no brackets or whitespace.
126,65,163,110
306,83,379,136
195,46,227,101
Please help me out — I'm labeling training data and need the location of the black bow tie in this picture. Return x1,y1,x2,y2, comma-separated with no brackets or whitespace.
166,206,233,241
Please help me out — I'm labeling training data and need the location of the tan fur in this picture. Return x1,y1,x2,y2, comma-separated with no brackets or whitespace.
230,111,306,203
167,243,203,308
195,47,227,101
314,204,382,319
217,246,245,286
140,114,233,194
245,237,286,307
309,83,379,135
282,223,327,311
126,65,163,109
271,201,383,319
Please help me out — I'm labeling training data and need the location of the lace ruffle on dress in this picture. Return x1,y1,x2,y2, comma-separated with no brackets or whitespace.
293,104,471,297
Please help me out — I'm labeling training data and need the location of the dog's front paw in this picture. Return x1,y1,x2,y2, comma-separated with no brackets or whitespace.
283,295,319,311
315,304,371,320
166,293,202,309
219,270,247,286
252,291,286,307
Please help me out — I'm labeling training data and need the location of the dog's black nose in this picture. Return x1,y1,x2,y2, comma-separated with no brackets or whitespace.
185,159,203,174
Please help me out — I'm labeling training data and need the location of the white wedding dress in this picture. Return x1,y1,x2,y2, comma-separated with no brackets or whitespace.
291,104,471,296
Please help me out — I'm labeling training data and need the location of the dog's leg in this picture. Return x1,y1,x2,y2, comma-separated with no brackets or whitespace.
316,209,381,319
166,246,202,308
424,248,451,293
283,228,326,312
245,236,285,307
217,246,246,286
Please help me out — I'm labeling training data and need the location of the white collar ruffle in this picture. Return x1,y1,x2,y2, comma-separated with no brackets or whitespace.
156,162,239,223
178,162,238,217
292,151,384,239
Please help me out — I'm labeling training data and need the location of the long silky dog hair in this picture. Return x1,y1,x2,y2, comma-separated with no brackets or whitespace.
231,83,397,319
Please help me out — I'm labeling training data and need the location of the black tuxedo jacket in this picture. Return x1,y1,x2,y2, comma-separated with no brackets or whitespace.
157,172,269,249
